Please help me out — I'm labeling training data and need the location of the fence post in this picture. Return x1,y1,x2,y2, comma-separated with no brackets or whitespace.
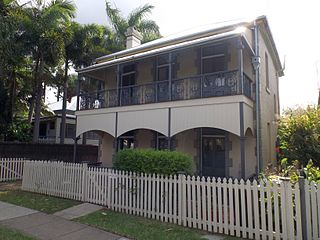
82,163,88,202
178,173,186,226
298,177,307,240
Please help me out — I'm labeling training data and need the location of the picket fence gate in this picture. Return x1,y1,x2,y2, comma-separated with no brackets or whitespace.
21,160,320,240
0,158,25,182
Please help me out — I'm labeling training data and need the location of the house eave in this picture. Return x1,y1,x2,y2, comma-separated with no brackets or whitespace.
76,31,242,74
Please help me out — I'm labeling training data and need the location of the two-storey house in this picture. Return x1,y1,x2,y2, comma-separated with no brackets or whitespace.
75,15,283,179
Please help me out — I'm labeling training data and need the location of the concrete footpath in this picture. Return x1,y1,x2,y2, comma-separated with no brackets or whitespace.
0,201,129,240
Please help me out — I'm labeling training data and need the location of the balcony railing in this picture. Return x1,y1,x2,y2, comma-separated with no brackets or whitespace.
79,69,253,110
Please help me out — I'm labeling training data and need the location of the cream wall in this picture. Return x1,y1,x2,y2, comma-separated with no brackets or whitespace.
243,48,254,80
228,45,238,70
258,28,279,169
136,58,154,85
105,66,117,90
135,129,154,148
100,133,114,167
245,129,256,178
176,48,198,78
228,133,241,179
175,129,198,174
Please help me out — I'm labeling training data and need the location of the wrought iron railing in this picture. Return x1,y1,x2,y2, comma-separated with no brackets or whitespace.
79,69,253,110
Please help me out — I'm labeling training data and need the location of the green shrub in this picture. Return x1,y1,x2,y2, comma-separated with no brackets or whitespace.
278,106,320,166
114,149,193,175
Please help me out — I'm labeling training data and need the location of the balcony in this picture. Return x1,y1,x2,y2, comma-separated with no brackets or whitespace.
79,69,253,110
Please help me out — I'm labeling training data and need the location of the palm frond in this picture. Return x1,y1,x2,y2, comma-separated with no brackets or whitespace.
127,4,154,27
105,1,127,35
138,19,160,35
43,0,75,26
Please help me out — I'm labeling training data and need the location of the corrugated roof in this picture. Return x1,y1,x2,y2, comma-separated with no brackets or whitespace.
95,16,258,63
76,15,283,76
77,28,242,74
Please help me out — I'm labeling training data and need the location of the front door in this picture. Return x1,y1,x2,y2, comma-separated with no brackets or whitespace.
202,136,226,177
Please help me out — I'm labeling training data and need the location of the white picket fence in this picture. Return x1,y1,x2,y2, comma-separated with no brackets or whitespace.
0,158,25,182
22,160,320,240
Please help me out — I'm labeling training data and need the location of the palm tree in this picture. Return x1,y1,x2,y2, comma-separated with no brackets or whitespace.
22,0,76,143
105,1,161,48
59,22,112,143
0,0,30,128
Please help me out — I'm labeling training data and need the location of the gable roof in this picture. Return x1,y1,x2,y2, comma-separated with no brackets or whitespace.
77,15,283,76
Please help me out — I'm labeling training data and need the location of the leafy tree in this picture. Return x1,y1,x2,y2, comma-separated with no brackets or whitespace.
59,22,112,143
105,1,161,48
278,106,320,166
0,0,36,142
22,0,76,142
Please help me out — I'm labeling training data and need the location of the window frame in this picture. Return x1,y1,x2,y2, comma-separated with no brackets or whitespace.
201,44,226,74
121,63,136,87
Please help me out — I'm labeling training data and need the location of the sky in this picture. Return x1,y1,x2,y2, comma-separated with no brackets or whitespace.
72,0,320,110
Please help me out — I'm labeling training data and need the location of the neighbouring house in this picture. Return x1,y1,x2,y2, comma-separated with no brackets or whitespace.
75,15,283,179
36,97,100,145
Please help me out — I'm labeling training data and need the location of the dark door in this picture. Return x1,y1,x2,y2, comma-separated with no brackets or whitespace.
202,136,226,177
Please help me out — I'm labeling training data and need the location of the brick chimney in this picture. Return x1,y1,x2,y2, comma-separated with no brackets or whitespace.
125,27,143,49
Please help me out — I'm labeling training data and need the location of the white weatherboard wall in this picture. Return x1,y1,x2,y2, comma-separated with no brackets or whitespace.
76,95,253,138
22,160,315,240
77,112,116,137
117,108,168,137
171,102,240,136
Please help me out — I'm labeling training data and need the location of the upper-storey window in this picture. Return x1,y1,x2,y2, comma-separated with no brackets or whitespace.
265,52,270,91
201,44,226,74
157,54,170,81
121,64,135,86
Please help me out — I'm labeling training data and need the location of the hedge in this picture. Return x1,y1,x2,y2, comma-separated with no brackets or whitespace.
114,149,193,175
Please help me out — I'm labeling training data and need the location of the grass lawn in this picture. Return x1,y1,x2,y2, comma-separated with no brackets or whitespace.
0,189,81,214
0,225,37,240
76,209,246,240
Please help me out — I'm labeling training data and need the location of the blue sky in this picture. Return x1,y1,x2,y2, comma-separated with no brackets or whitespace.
73,0,320,110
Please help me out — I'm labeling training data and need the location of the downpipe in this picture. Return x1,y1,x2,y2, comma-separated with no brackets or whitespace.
252,21,262,176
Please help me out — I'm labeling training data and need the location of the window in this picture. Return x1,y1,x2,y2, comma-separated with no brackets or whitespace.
157,54,170,81
121,64,135,86
86,131,100,140
201,44,226,74
118,131,135,150
265,52,270,91
65,123,75,138
156,133,168,150
49,121,55,130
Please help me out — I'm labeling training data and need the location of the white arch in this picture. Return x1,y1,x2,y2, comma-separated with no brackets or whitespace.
117,109,169,137
76,112,116,137
77,128,115,138
171,125,240,137
117,127,168,137
170,103,241,136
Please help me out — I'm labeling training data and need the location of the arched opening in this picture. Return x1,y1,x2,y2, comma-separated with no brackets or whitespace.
172,127,230,178
78,130,115,167
117,128,168,151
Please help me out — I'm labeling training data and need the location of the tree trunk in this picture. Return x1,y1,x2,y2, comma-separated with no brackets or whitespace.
8,70,16,123
60,59,68,144
27,95,34,123
28,57,39,124
32,58,43,143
